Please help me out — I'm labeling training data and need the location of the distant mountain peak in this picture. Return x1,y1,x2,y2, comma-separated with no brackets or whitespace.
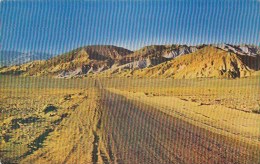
0,51,53,67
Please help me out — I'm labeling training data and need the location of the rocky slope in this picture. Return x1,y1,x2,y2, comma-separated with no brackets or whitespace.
114,45,203,67
115,46,257,79
0,44,259,79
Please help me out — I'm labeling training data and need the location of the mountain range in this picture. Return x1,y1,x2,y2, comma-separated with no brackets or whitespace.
0,51,53,67
0,44,259,79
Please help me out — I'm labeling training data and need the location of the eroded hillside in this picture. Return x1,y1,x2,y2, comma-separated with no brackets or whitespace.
118,46,258,78
0,44,259,79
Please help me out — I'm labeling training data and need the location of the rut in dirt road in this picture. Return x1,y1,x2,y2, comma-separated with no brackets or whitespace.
91,114,103,164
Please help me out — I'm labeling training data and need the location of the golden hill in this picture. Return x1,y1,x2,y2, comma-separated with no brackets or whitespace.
108,46,259,79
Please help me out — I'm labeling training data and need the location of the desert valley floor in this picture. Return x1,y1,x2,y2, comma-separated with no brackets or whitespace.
0,76,260,163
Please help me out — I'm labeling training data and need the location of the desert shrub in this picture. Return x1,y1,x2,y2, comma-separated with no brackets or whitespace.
43,104,57,114
252,109,260,114
11,117,39,129
252,104,260,114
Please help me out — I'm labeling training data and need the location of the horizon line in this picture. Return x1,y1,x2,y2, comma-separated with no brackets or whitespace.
1,42,259,55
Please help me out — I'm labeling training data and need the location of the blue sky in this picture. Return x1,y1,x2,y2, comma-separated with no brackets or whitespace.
1,0,259,54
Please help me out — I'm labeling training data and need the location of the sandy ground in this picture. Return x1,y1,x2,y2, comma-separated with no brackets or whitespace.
107,88,260,143
20,88,101,164
98,88,260,163
0,76,260,163
101,77,260,113
104,76,260,146
0,77,98,163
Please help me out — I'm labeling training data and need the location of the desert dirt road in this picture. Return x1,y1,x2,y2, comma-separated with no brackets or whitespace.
96,80,260,164
4,77,259,164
